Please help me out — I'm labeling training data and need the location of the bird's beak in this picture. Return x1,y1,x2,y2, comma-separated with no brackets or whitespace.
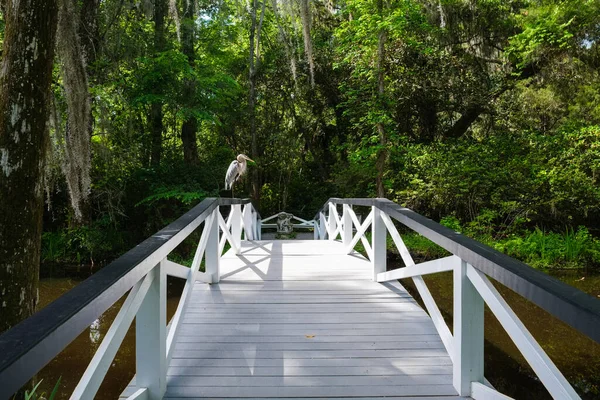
245,156,255,163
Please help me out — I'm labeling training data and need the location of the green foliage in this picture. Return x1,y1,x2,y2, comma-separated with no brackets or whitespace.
35,0,600,277
439,215,461,232
398,232,450,261
21,377,61,400
41,222,128,265
494,227,600,269
508,7,575,68
135,186,207,207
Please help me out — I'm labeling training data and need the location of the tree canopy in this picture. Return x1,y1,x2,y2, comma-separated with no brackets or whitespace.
1,0,600,328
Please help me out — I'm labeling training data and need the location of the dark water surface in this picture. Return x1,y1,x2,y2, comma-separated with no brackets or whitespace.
34,277,184,399
33,270,599,399
400,270,600,400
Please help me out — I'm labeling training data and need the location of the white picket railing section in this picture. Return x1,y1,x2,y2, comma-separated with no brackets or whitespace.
315,200,582,400
64,201,258,400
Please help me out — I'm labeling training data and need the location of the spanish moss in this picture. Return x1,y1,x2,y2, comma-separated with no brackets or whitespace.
56,0,92,221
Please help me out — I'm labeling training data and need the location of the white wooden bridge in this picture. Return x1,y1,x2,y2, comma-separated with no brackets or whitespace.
1,198,599,400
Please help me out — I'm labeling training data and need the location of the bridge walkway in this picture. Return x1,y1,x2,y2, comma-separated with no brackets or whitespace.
147,239,460,399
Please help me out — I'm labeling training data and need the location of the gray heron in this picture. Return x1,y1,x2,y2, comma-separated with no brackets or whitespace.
225,154,254,197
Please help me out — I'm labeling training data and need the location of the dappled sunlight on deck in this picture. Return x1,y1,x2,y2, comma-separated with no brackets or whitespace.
159,240,459,399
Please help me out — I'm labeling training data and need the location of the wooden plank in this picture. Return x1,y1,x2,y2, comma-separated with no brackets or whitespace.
184,297,414,304
164,397,466,400
177,325,439,336
194,280,389,290
191,293,413,299
166,374,453,387
170,349,449,359
166,365,453,377
175,334,442,343
182,315,434,324
174,341,445,351
164,385,459,398
184,309,420,316
169,357,453,368
185,303,421,312
180,322,436,330
192,287,412,295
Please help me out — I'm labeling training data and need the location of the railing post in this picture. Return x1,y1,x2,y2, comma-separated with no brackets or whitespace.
328,203,338,240
231,204,242,254
252,209,258,240
342,204,352,247
206,208,220,283
453,259,484,396
319,212,327,240
371,206,386,281
242,204,254,240
313,220,319,240
135,259,166,399
257,216,262,240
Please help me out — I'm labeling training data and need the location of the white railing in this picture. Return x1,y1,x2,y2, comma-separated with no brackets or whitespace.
0,198,259,400
314,198,599,400
260,212,315,237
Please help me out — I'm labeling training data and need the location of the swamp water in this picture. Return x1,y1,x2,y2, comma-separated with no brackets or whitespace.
33,270,600,399
34,277,184,399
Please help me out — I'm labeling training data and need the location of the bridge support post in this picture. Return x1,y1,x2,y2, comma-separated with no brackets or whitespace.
453,260,484,396
257,216,262,240
242,204,254,240
342,204,352,247
231,204,242,254
135,259,166,399
252,209,259,240
319,212,327,240
206,208,221,283
371,206,386,281
328,203,338,240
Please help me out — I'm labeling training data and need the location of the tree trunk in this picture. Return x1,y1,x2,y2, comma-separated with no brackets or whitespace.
79,0,100,68
181,0,198,165
0,0,58,332
150,0,167,167
375,0,387,198
443,105,482,139
248,0,260,205
150,102,163,166
76,0,100,225
181,118,198,165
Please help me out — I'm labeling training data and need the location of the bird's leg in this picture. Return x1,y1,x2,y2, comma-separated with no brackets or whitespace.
231,185,235,199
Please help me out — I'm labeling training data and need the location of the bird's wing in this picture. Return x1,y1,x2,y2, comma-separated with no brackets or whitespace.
225,160,239,190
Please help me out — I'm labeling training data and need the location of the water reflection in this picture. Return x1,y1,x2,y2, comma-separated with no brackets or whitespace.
89,318,101,346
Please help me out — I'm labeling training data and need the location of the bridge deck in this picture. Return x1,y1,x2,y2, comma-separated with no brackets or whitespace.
129,240,462,399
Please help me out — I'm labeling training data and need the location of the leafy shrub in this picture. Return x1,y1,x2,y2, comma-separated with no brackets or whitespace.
440,215,462,232
41,222,128,266
494,226,600,269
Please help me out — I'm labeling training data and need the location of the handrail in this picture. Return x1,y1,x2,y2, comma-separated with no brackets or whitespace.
0,197,254,398
318,197,600,345
315,197,600,399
